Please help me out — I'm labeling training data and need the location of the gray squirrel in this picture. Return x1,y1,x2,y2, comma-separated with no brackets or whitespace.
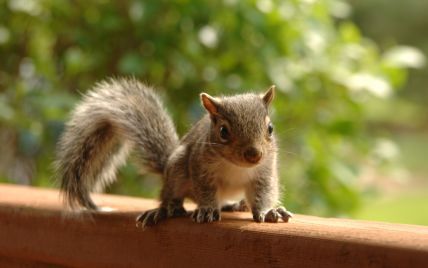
55,78,292,227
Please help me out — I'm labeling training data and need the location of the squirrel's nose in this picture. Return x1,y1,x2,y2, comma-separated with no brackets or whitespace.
243,147,263,164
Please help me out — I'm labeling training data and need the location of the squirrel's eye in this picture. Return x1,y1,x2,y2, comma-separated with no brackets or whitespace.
268,122,273,136
219,125,229,142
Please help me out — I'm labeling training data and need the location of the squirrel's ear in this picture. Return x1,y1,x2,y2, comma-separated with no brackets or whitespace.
200,93,220,116
262,85,275,107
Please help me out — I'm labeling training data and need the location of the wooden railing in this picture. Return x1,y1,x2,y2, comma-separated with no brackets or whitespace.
0,183,427,267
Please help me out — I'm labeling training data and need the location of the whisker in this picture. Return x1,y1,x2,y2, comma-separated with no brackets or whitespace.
275,127,297,137
194,142,224,146
275,144,299,157
282,150,298,156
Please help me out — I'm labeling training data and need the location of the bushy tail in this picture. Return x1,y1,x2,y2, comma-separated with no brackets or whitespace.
55,78,179,209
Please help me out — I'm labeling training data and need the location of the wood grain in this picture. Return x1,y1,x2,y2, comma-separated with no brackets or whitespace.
0,183,427,267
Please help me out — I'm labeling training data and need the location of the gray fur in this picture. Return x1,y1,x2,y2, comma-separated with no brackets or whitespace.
55,78,178,209
56,78,291,225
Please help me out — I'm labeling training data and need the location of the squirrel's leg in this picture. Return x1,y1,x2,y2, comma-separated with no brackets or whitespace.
191,177,221,223
245,176,292,223
136,172,187,228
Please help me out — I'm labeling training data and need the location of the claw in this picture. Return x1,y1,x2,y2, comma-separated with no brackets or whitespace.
213,209,220,221
192,207,221,223
253,212,266,223
136,207,167,228
277,206,293,222
252,207,292,223
265,209,279,223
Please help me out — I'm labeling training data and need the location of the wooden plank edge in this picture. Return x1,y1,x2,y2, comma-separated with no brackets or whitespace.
0,183,427,267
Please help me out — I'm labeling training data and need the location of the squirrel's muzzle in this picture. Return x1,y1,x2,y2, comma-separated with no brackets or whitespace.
243,147,263,164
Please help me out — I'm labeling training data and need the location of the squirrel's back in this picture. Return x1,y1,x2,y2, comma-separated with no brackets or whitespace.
55,78,179,209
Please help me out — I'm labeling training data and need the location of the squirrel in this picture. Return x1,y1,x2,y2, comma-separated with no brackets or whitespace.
55,78,292,227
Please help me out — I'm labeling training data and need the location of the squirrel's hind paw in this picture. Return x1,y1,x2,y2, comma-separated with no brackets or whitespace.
136,207,167,228
221,200,249,212
136,206,188,228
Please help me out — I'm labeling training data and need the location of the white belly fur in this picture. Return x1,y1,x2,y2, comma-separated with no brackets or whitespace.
213,160,258,205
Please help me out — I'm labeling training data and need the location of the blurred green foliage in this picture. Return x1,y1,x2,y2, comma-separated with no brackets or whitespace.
351,0,428,112
0,0,418,216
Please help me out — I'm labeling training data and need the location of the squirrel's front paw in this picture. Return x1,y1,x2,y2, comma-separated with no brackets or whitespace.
191,207,221,223
136,207,167,228
253,207,293,223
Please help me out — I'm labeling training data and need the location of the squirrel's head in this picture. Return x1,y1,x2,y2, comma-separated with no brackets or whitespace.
200,86,276,167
